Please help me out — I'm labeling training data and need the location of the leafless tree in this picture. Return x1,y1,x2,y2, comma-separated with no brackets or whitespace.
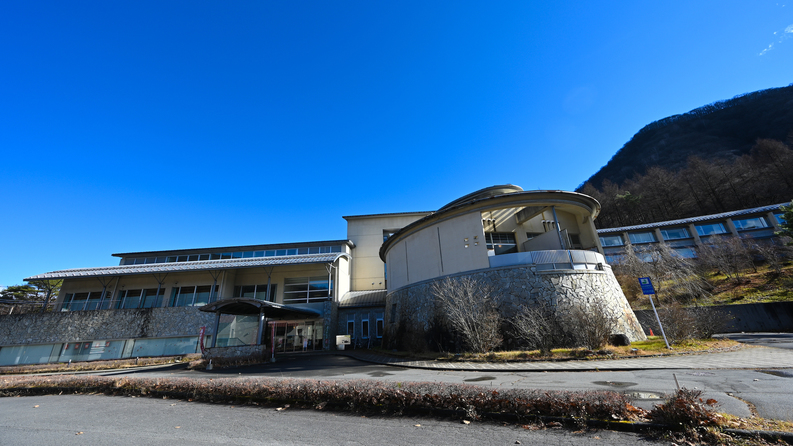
614,243,709,303
567,298,617,350
431,276,502,353
509,301,569,355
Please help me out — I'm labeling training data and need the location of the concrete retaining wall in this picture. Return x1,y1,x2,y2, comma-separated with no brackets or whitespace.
384,264,646,351
204,345,268,360
635,302,793,334
0,307,216,346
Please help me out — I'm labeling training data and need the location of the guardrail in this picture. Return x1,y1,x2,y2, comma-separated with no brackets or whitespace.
488,249,606,271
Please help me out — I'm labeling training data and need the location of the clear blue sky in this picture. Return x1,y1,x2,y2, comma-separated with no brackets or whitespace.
2,1,792,286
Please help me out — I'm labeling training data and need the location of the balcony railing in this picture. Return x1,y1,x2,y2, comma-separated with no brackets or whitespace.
488,249,606,271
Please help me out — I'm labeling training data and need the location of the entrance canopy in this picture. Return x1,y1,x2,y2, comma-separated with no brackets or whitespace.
199,298,321,319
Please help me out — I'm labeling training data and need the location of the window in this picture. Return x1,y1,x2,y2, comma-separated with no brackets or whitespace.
628,232,657,244
117,289,142,309
141,288,165,308
660,227,691,240
233,284,277,302
774,213,786,225
599,235,624,247
347,314,355,339
376,314,384,338
695,223,728,236
672,247,697,258
60,291,106,312
485,232,517,255
732,217,769,231
283,276,332,304
361,316,369,339
525,232,542,240
169,285,218,307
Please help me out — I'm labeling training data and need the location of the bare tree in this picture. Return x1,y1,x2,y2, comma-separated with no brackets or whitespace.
431,276,502,353
567,298,618,350
510,301,569,355
614,243,709,303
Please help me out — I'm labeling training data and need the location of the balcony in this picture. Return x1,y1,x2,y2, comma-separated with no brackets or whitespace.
488,249,606,271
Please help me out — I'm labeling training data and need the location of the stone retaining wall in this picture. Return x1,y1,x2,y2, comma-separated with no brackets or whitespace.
0,307,216,346
203,344,269,360
635,301,793,334
384,264,646,351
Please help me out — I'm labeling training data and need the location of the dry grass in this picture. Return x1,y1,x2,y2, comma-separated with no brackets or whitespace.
0,354,201,375
412,337,744,362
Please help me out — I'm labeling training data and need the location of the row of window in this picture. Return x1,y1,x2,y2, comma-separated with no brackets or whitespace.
347,313,384,339
121,245,343,265
60,277,329,311
600,215,780,247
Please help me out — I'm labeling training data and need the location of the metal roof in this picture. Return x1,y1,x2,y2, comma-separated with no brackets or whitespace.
338,290,388,308
597,203,786,234
199,298,321,318
112,239,353,258
24,253,349,281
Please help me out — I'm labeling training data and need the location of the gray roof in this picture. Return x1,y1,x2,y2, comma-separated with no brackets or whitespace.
338,290,387,308
24,253,349,281
597,203,786,234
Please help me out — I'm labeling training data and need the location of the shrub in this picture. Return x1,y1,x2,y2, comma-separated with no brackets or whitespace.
509,302,570,355
650,388,719,430
431,277,502,353
568,299,617,350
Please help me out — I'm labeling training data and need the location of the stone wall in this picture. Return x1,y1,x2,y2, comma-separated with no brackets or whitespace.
0,307,216,346
635,301,793,334
204,344,269,360
383,264,646,351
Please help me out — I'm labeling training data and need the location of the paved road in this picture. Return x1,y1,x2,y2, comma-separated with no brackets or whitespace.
716,332,793,350
0,394,667,445
108,352,793,422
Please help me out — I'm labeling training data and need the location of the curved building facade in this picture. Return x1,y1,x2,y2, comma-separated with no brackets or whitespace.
380,185,646,350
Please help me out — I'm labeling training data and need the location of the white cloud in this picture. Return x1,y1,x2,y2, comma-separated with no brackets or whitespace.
759,23,793,55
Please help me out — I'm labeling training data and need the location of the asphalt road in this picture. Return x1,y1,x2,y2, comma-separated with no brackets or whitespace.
716,332,793,350
0,394,667,446
105,352,793,422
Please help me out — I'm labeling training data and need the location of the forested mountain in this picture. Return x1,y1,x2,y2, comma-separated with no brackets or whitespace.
577,84,793,228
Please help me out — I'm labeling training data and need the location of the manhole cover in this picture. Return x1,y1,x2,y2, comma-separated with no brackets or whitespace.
464,376,496,382
592,381,637,388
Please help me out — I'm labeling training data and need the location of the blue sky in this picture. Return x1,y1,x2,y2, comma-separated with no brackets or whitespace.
1,1,792,286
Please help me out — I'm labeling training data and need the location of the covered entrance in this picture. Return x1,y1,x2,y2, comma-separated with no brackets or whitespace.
199,298,324,360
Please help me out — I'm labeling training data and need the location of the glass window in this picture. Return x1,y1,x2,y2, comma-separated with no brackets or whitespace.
144,257,156,264
142,288,164,308
283,276,332,304
628,232,657,244
696,223,728,236
210,253,221,260
221,253,232,259
170,286,196,307
347,314,355,338
231,252,242,259
242,251,254,258
199,254,210,261
485,232,517,255
672,247,697,258
361,318,369,339
176,256,188,262
166,256,178,262
298,247,309,255
599,235,624,247
732,217,769,231
660,227,691,240
308,247,320,254
265,250,276,256
254,251,265,257
69,292,89,311
276,249,287,256
376,316,384,338
774,213,786,224
119,289,142,309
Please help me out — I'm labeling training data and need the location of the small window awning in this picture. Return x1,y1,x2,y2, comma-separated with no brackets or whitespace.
199,298,322,319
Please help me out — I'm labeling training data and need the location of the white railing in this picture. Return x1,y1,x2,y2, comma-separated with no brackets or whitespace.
488,249,606,271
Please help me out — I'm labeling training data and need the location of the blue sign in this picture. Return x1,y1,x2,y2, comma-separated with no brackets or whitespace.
638,277,656,295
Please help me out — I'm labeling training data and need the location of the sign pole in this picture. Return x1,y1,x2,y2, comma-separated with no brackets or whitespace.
638,277,671,350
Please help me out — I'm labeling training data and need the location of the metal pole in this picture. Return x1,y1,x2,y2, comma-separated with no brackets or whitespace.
551,206,566,249
648,294,672,349
211,312,220,348
258,308,265,345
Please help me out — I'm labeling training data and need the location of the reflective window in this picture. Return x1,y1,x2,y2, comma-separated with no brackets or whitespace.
599,235,624,247
376,315,384,338
361,316,369,339
672,247,697,258
732,217,769,231
660,227,691,240
774,213,786,224
485,232,517,255
283,276,332,304
628,232,657,244
695,223,728,236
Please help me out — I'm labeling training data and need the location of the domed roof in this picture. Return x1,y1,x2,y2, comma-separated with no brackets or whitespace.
437,184,524,212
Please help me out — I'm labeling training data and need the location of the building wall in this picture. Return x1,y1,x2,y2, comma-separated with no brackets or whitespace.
336,306,385,347
386,212,490,290
0,307,215,346
345,213,428,292
383,264,646,352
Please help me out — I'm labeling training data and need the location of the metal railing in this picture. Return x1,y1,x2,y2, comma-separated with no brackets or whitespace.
488,249,606,271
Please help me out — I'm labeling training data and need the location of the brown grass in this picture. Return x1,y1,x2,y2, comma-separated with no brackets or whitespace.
0,354,201,375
